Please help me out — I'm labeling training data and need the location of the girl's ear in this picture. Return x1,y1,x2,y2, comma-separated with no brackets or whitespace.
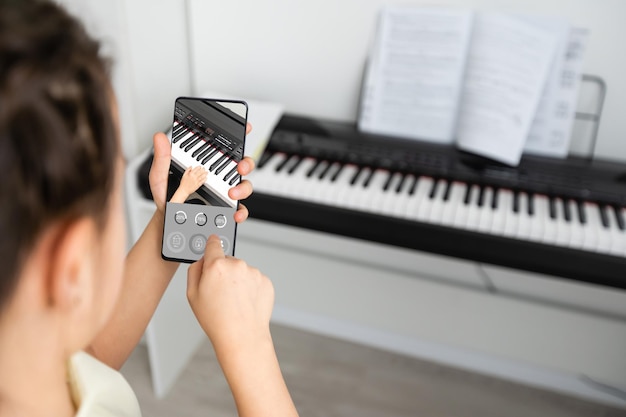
46,218,96,313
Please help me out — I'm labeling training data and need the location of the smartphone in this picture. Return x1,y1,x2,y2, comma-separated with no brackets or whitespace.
161,97,248,262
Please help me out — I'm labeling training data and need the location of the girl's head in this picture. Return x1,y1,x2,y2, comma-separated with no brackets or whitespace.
0,0,126,352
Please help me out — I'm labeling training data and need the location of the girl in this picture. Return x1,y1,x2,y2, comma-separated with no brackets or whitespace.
0,1,298,416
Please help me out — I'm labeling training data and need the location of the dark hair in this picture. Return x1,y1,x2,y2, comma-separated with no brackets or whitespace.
0,0,118,308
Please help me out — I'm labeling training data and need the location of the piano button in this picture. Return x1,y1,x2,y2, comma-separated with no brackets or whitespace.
192,142,211,158
477,187,494,233
528,194,548,242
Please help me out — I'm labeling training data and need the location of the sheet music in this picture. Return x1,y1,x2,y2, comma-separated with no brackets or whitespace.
358,6,473,143
524,27,588,158
456,12,559,165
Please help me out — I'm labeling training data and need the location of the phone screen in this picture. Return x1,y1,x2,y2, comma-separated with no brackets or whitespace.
161,97,248,262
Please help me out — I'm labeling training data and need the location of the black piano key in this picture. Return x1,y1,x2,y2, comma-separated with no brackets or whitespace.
197,145,217,162
362,169,375,187
287,156,303,174
614,206,625,231
184,137,202,152
442,181,452,201
428,180,439,199
210,154,228,172
275,155,294,172
228,174,241,186
477,186,486,207
349,167,363,185
257,152,273,169
201,148,220,165
330,164,344,182
408,176,419,195
491,188,499,210
599,205,610,229
562,199,572,222
172,124,185,138
382,172,395,191
307,159,323,178
318,161,334,180
527,193,534,216
224,165,238,182
192,142,211,158
512,191,520,213
395,175,407,193
463,185,472,205
548,198,557,219
179,133,198,148
172,128,188,144
215,158,232,175
577,201,587,224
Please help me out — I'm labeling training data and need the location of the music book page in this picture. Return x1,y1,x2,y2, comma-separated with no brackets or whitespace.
358,6,473,143
524,27,588,157
455,12,559,165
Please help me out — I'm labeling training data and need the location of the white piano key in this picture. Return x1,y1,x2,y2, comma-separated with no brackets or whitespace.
464,185,482,231
366,169,392,215
390,174,417,218
528,194,547,242
581,202,601,252
440,181,465,227
288,158,323,200
427,180,448,224
380,172,404,215
327,164,359,207
477,187,494,233
453,184,473,229
566,199,585,250
406,177,434,222
489,189,508,236
553,198,571,247
251,153,288,193
344,167,372,210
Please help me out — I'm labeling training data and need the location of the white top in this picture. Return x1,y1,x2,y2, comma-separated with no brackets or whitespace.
68,351,142,417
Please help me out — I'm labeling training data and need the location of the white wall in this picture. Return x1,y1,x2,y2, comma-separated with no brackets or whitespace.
189,0,626,162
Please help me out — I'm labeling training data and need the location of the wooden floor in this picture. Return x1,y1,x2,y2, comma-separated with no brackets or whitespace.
121,324,626,417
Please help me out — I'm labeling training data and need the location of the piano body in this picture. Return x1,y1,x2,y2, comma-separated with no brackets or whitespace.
133,114,626,404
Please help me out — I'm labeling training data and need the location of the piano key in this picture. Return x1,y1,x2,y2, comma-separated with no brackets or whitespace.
228,174,241,186
324,164,358,206
209,153,229,172
365,169,392,214
515,192,532,240
614,206,625,231
528,194,547,242
465,185,482,231
607,207,626,256
200,147,220,164
179,133,199,148
565,199,585,250
191,141,211,158
173,130,194,145
223,165,239,182
405,176,433,221
477,187,494,233
389,174,416,218
215,157,235,175
275,154,296,172
553,198,571,246
581,202,601,252
440,181,465,228
287,156,304,174
427,179,448,224
380,172,404,215
277,157,317,199
183,137,202,152
453,183,474,229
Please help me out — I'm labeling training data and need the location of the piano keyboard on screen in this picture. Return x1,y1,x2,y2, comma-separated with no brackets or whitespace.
168,115,242,208
241,115,626,289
